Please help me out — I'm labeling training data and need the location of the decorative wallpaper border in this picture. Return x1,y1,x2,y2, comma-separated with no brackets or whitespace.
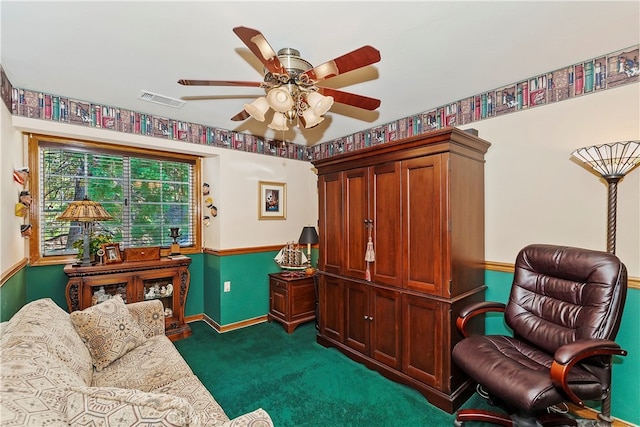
317,45,639,159
1,45,637,161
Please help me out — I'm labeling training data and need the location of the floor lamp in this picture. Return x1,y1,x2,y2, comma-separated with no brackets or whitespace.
571,140,640,255
57,196,113,266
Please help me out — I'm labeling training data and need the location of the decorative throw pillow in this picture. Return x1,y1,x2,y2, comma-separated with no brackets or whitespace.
70,295,147,371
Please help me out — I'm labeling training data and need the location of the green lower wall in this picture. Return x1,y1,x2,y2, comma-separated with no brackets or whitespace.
203,252,221,321
185,253,204,317
200,251,279,325
0,253,637,424
25,263,69,310
0,267,27,321
217,251,280,325
200,249,318,326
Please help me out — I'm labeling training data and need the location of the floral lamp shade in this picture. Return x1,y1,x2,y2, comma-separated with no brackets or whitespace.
57,197,113,222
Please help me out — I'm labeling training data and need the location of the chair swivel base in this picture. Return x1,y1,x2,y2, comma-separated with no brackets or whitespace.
454,409,578,427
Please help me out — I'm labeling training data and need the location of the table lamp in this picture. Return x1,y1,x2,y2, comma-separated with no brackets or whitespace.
298,226,319,274
57,196,113,266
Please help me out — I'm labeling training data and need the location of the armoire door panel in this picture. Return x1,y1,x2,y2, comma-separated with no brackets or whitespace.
344,280,369,354
402,293,444,389
370,287,402,369
371,163,402,287
319,275,344,342
344,169,369,279
402,155,443,294
319,173,343,274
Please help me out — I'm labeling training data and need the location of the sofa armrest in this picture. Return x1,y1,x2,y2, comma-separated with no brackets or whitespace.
126,300,166,338
65,386,198,425
222,408,274,427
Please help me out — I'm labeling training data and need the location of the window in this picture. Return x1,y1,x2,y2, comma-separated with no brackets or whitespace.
29,134,201,264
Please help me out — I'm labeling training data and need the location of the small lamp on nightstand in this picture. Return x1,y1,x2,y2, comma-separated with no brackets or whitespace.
298,226,319,275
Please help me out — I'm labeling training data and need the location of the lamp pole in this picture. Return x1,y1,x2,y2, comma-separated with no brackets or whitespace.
603,175,622,254
80,221,93,266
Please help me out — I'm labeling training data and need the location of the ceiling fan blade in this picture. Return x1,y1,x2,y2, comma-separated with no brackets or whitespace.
302,46,381,83
233,26,286,75
231,110,250,121
318,87,381,111
178,79,262,87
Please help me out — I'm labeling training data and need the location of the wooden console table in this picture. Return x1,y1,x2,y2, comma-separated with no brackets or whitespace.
64,257,191,341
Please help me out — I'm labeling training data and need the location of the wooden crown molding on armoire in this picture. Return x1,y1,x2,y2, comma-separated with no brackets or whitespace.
313,127,491,413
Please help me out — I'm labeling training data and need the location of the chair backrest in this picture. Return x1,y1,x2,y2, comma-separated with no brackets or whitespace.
505,244,627,354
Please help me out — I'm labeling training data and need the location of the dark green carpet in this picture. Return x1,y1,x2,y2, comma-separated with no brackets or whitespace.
174,320,490,426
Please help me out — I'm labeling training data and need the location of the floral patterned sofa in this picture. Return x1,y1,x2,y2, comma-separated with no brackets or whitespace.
0,297,273,426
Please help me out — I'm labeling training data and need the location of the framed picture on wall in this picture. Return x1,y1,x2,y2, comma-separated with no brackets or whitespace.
258,181,286,220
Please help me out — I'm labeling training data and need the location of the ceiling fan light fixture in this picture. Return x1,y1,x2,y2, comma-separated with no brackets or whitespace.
285,109,297,121
243,96,269,122
268,112,289,131
301,108,324,129
306,91,334,116
178,27,381,135
267,87,294,113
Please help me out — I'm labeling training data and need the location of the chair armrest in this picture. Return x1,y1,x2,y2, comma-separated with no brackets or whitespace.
550,339,627,407
126,300,166,338
456,301,506,337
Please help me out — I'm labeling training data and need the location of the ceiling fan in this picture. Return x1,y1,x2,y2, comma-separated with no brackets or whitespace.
178,26,381,131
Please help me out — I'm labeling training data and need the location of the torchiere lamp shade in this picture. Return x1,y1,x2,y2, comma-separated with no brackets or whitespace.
571,140,640,178
571,140,640,254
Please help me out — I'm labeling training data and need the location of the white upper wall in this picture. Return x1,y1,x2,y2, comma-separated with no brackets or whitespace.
3,112,319,260
465,84,639,274
1,103,28,274
202,150,318,249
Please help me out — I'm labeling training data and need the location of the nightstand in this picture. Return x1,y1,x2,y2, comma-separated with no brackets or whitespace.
268,272,316,333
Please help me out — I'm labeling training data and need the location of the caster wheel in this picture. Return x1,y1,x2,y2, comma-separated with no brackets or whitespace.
453,419,464,427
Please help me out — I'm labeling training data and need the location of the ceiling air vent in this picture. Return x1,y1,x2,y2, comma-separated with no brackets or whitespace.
138,90,185,108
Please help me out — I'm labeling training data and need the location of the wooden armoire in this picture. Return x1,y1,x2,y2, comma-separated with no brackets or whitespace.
312,128,491,413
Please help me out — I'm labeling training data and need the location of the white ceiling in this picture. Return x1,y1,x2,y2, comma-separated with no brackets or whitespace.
2,1,639,146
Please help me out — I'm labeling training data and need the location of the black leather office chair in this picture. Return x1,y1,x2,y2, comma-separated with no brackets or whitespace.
452,244,628,427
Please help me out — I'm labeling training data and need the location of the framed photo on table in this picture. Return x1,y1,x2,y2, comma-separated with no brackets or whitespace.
102,243,122,264
258,181,286,220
